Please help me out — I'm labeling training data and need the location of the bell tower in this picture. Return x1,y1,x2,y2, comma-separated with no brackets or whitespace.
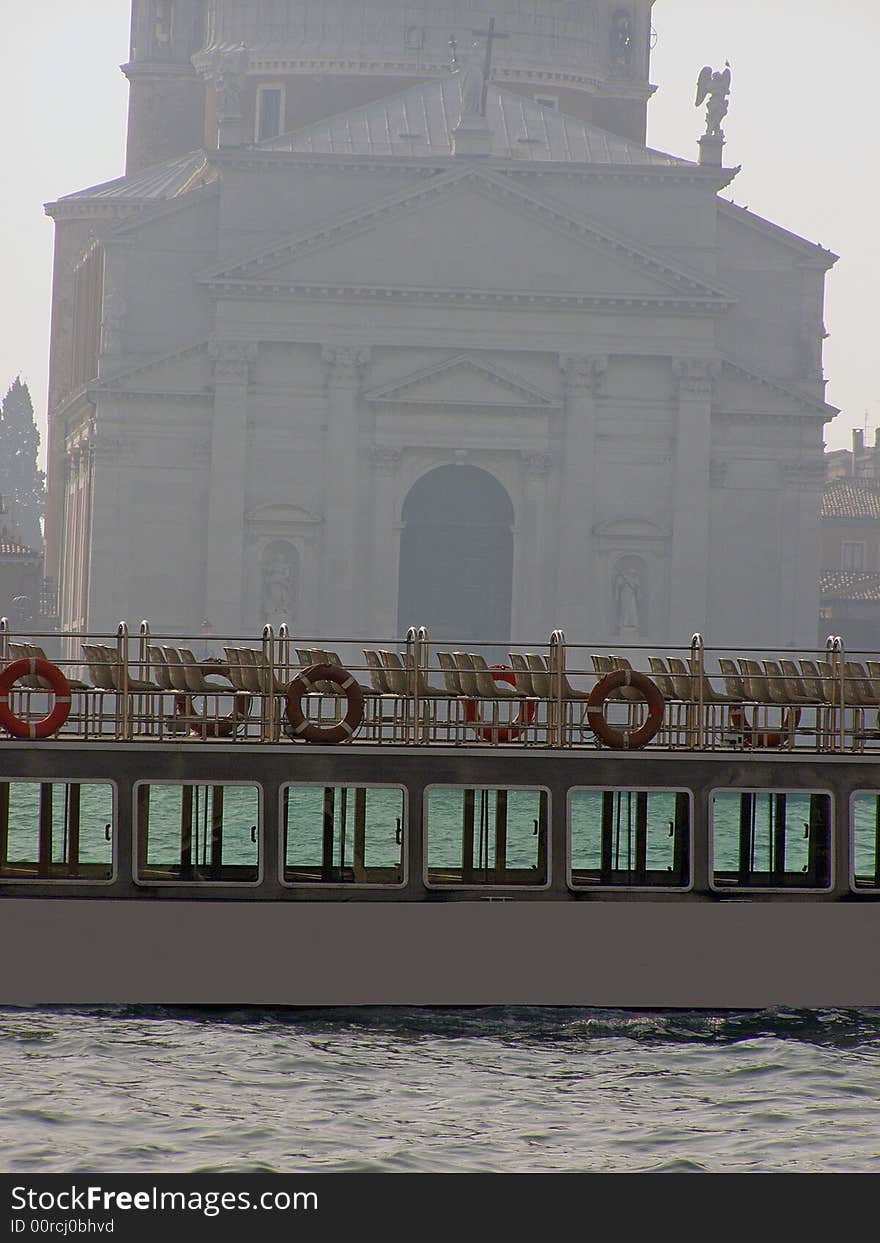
123,0,207,174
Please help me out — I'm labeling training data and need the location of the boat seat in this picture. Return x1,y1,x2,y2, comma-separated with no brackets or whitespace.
363,649,393,694
21,643,89,690
437,652,463,695
525,653,551,699
452,653,480,698
718,658,747,701
507,652,535,696
737,658,775,704
379,650,409,695
147,646,174,691
178,647,232,694
763,660,811,705
161,646,190,693
844,661,880,707
647,657,677,701
779,660,815,702
666,657,695,703
97,644,157,693
470,653,523,698
81,645,118,693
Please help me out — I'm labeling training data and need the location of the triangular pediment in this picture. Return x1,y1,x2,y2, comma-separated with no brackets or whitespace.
365,355,559,409
719,360,837,419
96,342,212,395
202,167,734,307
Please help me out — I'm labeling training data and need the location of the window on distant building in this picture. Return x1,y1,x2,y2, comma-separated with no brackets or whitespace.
842,541,867,571
256,86,284,142
534,95,558,111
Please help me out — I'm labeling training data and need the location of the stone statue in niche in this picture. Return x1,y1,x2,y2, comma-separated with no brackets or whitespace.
613,562,643,635
153,0,173,54
261,540,298,627
611,9,634,70
215,44,248,117
456,40,486,118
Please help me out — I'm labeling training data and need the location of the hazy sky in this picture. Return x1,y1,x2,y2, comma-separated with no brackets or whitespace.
0,1,875,463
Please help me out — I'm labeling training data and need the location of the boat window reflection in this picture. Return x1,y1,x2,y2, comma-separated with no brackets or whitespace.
282,785,405,885
0,780,114,881
425,787,549,887
135,783,260,883
711,791,832,890
851,793,880,890
569,789,690,888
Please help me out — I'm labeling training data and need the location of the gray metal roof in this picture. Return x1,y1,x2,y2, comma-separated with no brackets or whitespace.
55,153,212,205
263,76,690,166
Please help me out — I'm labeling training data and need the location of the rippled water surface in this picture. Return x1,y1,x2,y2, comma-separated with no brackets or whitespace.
2,1007,880,1173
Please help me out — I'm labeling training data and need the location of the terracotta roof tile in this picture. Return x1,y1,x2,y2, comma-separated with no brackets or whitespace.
820,571,880,601
822,480,880,520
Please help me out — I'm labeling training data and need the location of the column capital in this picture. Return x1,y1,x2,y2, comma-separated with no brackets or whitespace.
560,353,607,396
209,339,258,384
672,357,720,399
323,345,372,387
522,450,553,477
370,444,401,475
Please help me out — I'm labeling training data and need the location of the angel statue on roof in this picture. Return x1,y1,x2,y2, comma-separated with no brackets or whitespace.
695,62,731,139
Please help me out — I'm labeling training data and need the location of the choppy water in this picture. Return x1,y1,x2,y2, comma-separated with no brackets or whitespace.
2,1007,880,1173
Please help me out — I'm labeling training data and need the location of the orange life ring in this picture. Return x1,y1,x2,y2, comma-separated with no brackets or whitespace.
285,664,364,745
729,705,801,749
587,669,664,750
0,658,72,739
464,664,537,743
174,691,252,738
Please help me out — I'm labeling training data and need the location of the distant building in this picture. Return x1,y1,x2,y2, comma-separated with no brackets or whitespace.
0,495,41,629
44,1,837,648
820,431,880,647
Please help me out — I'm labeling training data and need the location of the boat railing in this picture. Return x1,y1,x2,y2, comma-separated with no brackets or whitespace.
2,618,880,754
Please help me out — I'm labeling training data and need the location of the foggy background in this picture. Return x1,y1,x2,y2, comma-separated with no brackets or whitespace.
0,1,875,464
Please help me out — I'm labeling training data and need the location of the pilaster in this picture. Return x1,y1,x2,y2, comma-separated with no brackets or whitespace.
556,354,605,643
669,358,718,639
203,340,257,634
367,445,402,637
320,346,371,636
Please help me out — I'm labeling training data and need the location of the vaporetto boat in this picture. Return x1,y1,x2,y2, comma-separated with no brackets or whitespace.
1,621,879,1008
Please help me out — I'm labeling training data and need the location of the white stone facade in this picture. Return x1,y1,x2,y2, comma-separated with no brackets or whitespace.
44,3,837,650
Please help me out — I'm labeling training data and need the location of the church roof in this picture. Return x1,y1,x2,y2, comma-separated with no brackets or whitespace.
822,479,880,521
820,571,880,602
52,153,213,207
261,76,690,166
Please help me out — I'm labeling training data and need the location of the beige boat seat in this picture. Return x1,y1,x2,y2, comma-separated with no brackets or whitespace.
470,653,523,698
178,647,231,693
452,652,480,697
147,646,174,691
437,652,463,695
160,646,190,693
507,652,534,696
763,659,811,705
525,653,551,699
647,656,677,701
718,658,747,701
21,643,89,690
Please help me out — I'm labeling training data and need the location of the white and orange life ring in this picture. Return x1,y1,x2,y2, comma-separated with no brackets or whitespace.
0,658,72,739
285,664,364,745
587,669,664,750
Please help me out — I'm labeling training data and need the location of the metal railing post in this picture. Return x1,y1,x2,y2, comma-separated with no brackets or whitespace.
690,632,705,749
116,621,130,739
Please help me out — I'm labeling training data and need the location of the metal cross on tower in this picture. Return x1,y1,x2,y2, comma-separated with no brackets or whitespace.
472,17,509,115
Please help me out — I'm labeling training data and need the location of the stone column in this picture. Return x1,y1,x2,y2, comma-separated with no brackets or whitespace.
203,340,257,635
367,446,402,638
669,358,718,640
320,347,371,637
780,460,825,648
556,355,606,643
514,452,553,641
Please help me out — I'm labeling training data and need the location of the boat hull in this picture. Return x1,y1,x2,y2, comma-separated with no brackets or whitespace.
3,898,879,1009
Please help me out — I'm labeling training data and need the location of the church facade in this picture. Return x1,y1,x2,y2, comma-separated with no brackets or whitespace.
44,0,837,649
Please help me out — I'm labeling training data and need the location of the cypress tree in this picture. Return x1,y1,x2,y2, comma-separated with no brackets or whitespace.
0,377,45,551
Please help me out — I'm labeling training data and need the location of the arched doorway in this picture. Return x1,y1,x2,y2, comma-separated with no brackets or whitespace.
397,465,514,642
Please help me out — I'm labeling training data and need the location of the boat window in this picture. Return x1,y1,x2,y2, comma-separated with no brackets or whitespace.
711,791,832,890
425,787,548,887
282,785,404,885
569,789,690,888
135,783,260,884
850,793,880,889
0,781,114,881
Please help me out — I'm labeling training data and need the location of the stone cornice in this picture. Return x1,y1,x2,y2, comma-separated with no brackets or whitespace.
210,145,726,187
204,279,732,315
365,355,559,409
